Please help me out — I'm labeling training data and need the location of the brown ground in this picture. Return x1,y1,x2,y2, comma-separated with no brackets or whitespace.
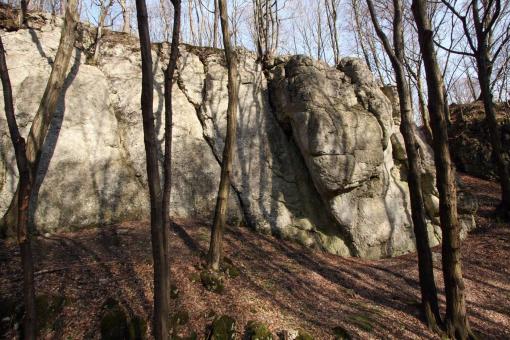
0,173,509,339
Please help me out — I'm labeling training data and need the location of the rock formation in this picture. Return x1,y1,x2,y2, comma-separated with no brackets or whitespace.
0,13,475,258
449,102,510,180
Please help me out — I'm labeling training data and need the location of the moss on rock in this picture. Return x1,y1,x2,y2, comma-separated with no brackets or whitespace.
100,298,146,340
244,321,273,340
170,284,180,299
170,309,190,328
35,294,68,331
222,263,240,279
332,326,352,340
200,271,225,294
207,315,236,340
295,330,314,340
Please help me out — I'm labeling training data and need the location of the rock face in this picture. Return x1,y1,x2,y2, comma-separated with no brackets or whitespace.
449,102,510,180
0,14,472,258
269,56,435,258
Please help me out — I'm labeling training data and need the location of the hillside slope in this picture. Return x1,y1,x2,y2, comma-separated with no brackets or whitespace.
0,173,508,339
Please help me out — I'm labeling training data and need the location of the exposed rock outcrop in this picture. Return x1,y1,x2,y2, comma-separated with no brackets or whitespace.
449,101,510,180
268,56,441,258
0,13,474,258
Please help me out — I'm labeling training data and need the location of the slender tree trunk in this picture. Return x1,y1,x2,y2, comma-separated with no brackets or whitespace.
134,0,170,338
188,0,196,45
120,0,131,33
412,1,474,338
20,0,30,26
163,0,181,251
207,0,239,271
477,52,510,219
366,0,442,330
213,0,219,48
0,36,37,340
416,68,433,143
91,3,109,65
1,0,78,236
394,55,443,335
351,0,373,72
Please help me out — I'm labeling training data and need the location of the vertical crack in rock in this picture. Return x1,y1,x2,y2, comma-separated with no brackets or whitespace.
96,62,146,190
176,47,249,227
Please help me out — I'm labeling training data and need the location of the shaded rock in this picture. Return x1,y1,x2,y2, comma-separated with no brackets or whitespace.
200,271,225,294
222,258,241,279
332,326,352,340
100,298,146,340
35,294,68,333
449,102,510,180
207,315,236,340
170,309,190,328
169,309,194,340
170,284,180,299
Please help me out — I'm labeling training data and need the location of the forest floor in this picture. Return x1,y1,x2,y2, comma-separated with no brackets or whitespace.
0,173,509,339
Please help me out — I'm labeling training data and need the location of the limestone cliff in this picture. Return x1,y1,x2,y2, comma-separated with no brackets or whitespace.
0,13,474,258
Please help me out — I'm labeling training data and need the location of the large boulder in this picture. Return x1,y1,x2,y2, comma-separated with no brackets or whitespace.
268,56,442,258
0,13,473,258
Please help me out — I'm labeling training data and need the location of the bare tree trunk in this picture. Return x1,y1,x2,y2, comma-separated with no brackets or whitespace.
416,68,433,143
471,1,510,219
134,0,170,337
188,0,196,45
351,0,373,72
20,0,30,26
1,0,78,237
366,0,442,331
412,0,474,338
253,0,279,68
213,0,219,48
439,0,509,219
325,0,340,65
120,0,131,33
163,0,181,261
207,0,239,271
477,54,510,218
0,36,37,340
91,1,111,65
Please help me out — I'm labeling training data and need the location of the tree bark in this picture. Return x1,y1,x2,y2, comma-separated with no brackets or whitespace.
120,0,131,33
207,0,239,271
416,67,433,143
91,2,109,65
163,0,181,258
0,35,37,340
213,0,219,48
366,0,442,330
134,0,170,337
20,0,30,26
412,0,474,338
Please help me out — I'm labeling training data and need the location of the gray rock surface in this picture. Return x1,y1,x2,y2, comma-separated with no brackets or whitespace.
0,16,473,258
